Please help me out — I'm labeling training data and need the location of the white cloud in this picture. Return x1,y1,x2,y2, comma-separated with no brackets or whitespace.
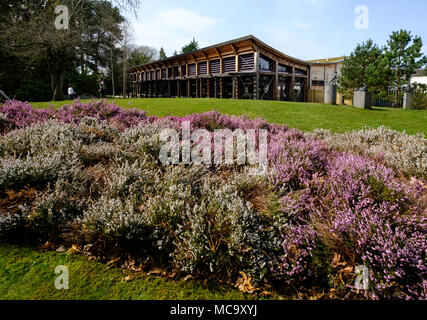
132,9,218,55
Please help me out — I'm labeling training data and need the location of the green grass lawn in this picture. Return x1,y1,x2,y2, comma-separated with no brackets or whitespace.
30,98,427,135
0,244,258,300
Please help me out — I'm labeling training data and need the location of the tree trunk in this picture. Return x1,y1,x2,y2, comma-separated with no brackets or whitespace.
111,47,115,97
396,87,401,109
47,51,66,101
50,71,65,101
122,46,127,98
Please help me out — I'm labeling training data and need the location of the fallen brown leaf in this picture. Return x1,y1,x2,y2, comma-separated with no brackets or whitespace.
122,275,134,282
106,257,121,270
235,271,258,294
182,275,193,282
68,244,81,254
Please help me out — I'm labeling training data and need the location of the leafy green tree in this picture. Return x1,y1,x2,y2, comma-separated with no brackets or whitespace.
159,47,167,59
127,45,158,66
0,0,141,101
339,39,389,97
384,30,427,108
181,38,199,54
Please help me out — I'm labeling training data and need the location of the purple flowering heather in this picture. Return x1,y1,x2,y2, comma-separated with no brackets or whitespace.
268,130,329,192
278,153,426,299
0,100,53,132
0,100,157,132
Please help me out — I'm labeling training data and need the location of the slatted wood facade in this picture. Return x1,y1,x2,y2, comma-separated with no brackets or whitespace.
129,35,311,101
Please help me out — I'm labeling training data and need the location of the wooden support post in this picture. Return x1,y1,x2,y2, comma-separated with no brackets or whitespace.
290,67,295,101
275,61,279,101
235,76,239,99
168,81,171,97
232,76,236,99
214,78,217,98
254,51,260,100
187,79,190,98
196,79,199,98
177,80,180,98
220,78,223,98
207,78,210,98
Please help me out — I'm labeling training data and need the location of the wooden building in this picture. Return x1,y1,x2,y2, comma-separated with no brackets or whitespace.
308,57,352,104
128,35,311,102
309,57,344,90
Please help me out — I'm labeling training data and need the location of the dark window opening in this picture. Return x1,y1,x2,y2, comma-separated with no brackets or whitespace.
295,68,308,76
238,75,255,99
174,66,180,77
189,79,197,97
259,54,275,72
200,79,208,97
312,80,325,86
259,75,274,100
278,64,292,74
223,77,233,98
293,77,307,102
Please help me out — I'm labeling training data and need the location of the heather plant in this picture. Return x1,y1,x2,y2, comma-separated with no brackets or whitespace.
277,153,427,299
0,100,426,300
83,197,149,242
0,100,156,132
143,168,283,279
0,153,64,189
0,100,52,132
308,127,427,179
268,130,329,194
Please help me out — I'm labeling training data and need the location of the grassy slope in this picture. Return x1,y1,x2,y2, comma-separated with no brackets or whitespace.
30,98,427,135
0,244,255,300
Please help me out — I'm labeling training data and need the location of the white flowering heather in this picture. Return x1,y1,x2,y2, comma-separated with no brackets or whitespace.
83,197,149,241
105,160,160,202
0,153,63,189
0,121,78,158
0,211,25,236
308,126,427,178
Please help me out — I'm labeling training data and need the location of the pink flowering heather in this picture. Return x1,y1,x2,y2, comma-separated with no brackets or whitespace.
0,100,53,133
278,153,426,299
0,100,157,132
268,130,330,193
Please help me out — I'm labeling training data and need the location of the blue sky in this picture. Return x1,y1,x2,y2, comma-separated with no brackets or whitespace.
128,0,427,60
